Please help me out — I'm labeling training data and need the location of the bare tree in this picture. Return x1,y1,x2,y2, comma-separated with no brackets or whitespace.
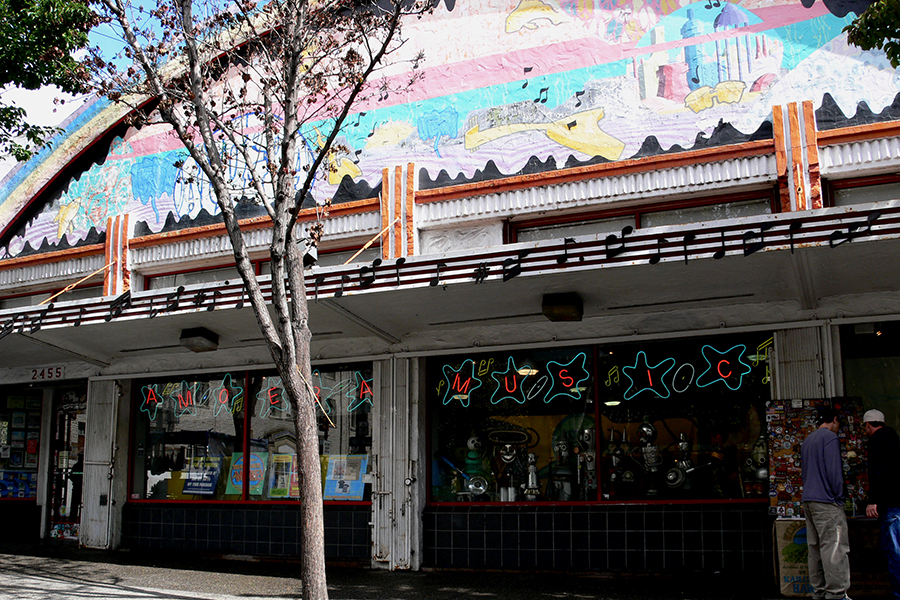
89,0,428,597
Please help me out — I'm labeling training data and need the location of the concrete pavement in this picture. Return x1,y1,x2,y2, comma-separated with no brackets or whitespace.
0,544,891,600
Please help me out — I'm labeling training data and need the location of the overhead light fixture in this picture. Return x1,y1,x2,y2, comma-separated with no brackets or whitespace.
542,292,583,322
180,327,219,352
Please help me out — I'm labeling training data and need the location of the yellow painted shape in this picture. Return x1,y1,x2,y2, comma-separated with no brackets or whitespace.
53,201,81,239
506,0,566,33
465,107,625,161
328,157,362,185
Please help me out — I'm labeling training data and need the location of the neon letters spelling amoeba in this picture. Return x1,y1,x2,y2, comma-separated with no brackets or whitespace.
442,359,483,407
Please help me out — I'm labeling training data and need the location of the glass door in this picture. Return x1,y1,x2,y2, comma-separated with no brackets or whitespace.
49,388,87,540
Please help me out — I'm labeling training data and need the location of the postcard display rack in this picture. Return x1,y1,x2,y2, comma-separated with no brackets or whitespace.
766,397,867,519
0,394,42,499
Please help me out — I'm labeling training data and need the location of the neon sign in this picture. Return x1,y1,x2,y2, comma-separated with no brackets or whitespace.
348,372,375,412
543,352,591,403
257,376,291,418
140,384,163,420
489,357,532,404
211,373,244,416
442,359,482,407
622,351,676,400
696,344,751,390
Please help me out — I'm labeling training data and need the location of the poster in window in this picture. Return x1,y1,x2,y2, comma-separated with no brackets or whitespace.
24,452,37,468
322,454,368,500
26,412,40,429
182,457,222,495
11,412,25,429
10,431,24,449
224,452,268,496
268,454,294,498
25,397,41,410
7,396,24,409
25,431,38,454
0,420,7,445
9,450,24,468
1,444,9,458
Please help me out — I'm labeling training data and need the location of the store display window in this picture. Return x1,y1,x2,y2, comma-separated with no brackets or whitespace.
428,333,771,503
0,389,43,499
131,365,372,502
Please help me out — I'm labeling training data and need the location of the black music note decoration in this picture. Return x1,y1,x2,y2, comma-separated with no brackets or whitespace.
150,286,184,318
430,262,448,287
106,291,132,322
682,233,697,264
65,306,86,327
29,303,53,333
473,263,490,284
359,258,382,289
334,275,351,298
394,257,406,287
574,90,585,108
0,314,23,341
605,226,633,260
193,289,221,311
522,66,533,89
534,87,549,104
649,237,668,265
829,212,881,248
557,237,585,265
503,250,532,282
314,276,326,302
742,223,774,257
713,230,726,260
789,221,803,254
566,120,577,130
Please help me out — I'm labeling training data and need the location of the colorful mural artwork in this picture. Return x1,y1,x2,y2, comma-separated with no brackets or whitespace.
2,0,899,259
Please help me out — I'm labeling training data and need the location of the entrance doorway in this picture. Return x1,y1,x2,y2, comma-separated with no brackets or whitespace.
49,388,87,540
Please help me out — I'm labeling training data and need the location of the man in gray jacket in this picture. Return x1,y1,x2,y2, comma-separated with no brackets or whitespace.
801,407,851,600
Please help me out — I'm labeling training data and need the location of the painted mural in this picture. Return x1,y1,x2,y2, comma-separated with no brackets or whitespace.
2,0,900,259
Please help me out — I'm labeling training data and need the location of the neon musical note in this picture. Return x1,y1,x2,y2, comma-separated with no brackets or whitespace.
477,358,494,376
763,365,771,384
605,366,620,387
753,337,774,366
436,380,445,396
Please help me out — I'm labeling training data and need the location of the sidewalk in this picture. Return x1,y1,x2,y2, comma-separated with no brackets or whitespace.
0,543,889,600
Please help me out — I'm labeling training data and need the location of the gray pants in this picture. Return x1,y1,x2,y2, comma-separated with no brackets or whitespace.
804,501,851,599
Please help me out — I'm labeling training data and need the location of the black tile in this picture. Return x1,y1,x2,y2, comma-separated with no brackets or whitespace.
608,530,625,550
590,550,608,570
644,510,663,530
536,530,553,550
702,510,722,531
608,511,626,531
645,551,664,570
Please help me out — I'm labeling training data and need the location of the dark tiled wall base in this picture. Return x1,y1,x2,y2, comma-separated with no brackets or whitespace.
0,502,41,540
122,504,370,560
423,504,773,572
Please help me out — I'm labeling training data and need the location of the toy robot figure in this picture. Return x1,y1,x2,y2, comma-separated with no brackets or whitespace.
550,439,574,501
495,443,524,502
638,421,662,496
577,428,597,500
521,452,541,500
464,435,485,478
665,432,694,489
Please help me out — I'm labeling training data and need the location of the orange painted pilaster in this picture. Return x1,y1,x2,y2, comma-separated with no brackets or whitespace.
803,100,822,209
406,163,415,257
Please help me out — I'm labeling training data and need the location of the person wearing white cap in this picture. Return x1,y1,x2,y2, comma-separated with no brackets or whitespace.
864,408,900,600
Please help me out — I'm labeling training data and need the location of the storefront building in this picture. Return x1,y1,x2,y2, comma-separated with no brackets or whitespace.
2,0,900,577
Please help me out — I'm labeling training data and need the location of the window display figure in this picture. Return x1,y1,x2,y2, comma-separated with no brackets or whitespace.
638,421,662,496
521,452,541,500
494,443,525,502
665,433,695,491
550,439,575,501
576,428,597,500
605,427,633,499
